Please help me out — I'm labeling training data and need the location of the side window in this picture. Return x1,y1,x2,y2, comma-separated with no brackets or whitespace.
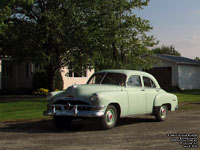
143,77,156,88
127,75,142,87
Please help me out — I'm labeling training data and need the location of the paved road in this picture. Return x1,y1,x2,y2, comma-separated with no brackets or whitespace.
0,110,199,150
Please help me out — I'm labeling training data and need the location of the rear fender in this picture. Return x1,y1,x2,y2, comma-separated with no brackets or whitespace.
154,93,178,111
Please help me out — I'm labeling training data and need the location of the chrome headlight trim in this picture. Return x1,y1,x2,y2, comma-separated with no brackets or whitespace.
90,93,99,102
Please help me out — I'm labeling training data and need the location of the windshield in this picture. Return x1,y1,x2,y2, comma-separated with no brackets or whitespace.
87,72,127,86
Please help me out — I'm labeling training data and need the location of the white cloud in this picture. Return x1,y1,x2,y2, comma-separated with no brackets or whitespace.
175,35,200,58
155,32,200,59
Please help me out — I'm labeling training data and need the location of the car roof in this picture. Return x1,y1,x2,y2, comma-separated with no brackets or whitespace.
95,69,161,88
97,69,151,77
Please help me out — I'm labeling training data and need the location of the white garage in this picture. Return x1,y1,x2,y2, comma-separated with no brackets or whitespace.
149,54,200,90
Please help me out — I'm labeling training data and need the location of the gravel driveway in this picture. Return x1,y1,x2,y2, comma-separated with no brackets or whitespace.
0,109,199,150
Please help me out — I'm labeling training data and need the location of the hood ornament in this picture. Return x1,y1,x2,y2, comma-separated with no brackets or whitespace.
72,84,77,88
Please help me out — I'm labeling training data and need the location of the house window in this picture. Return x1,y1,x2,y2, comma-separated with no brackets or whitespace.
2,63,12,78
68,68,87,78
26,62,34,78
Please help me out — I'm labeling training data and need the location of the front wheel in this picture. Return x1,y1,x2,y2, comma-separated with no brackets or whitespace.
155,105,168,121
100,105,117,130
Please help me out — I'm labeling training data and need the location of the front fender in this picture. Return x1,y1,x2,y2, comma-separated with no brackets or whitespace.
96,90,128,116
154,93,178,111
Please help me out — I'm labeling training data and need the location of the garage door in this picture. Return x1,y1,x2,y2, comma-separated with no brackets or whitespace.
145,67,172,91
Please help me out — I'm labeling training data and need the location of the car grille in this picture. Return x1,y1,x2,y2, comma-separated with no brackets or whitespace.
53,100,89,105
52,99,91,111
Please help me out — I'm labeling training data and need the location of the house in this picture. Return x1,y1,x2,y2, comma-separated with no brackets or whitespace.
147,54,200,90
1,54,199,91
0,58,35,90
0,58,94,90
61,67,94,89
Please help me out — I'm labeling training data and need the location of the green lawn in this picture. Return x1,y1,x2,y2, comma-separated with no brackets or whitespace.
0,91,199,122
0,96,48,122
173,90,200,102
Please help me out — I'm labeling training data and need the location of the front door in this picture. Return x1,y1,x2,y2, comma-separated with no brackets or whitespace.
126,75,146,115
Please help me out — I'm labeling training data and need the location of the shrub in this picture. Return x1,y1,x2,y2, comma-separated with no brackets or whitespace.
32,88,49,96
32,70,48,90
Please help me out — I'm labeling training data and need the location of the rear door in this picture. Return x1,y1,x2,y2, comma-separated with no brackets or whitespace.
142,76,160,113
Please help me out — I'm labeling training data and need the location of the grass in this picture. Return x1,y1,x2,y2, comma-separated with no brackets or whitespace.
0,91,200,122
173,90,200,102
172,90,200,111
0,96,48,122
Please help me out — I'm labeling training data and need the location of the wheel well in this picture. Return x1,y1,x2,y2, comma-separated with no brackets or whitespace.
164,103,171,111
109,103,121,118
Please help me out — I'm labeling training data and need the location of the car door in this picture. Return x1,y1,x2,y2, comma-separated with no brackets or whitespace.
142,76,160,113
126,75,146,115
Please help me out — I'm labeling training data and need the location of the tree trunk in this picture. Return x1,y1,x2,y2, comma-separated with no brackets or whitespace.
46,65,56,92
112,43,118,68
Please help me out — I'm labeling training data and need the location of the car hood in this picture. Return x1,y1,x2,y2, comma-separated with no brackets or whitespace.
65,84,122,100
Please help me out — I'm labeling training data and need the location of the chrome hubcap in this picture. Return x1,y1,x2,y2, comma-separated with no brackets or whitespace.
160,106,166,119
106,109,115,125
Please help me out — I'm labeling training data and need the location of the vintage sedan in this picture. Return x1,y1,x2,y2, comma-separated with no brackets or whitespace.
44,69,178,129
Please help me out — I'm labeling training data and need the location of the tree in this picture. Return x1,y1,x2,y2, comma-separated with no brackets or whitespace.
152,45,181,56
1,0,157,91
0,0,34,35
195,57,200,62
84,0,157,70
1,0,94,91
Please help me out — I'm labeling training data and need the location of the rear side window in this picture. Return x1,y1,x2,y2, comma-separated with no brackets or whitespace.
143,77,156,88
127,75,142,87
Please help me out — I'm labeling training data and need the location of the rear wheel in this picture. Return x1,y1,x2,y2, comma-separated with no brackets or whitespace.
100,105,117,130
155,105,168,121
53,116,72,129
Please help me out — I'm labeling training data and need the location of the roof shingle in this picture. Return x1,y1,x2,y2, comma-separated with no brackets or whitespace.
156,54,200,66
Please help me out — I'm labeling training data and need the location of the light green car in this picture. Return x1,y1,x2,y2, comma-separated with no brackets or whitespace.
44,69,178,129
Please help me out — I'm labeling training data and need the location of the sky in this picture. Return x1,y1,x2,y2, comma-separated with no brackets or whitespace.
136,0,200,59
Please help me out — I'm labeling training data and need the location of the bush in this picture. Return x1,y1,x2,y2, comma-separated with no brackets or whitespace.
32,88,49,96
32,70,48,90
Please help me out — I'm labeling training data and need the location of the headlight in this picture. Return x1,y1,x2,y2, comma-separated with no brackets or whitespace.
90,93,99,102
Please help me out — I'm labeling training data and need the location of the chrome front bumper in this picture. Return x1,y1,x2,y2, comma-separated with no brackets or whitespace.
43,104,105,117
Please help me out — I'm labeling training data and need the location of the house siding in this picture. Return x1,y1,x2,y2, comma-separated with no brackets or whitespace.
61,68,94,89
2,61,34,89
178,65,200,90
1,58,94,90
